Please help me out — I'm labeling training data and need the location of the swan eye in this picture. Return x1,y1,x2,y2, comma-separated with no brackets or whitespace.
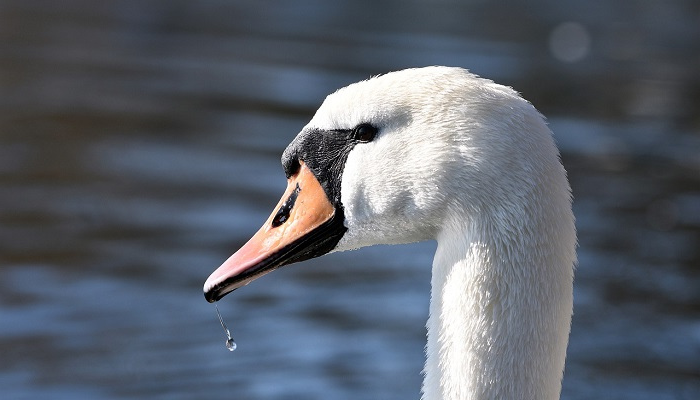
352,123,378,143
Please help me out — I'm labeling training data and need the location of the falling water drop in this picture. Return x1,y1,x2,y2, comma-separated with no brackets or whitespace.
215,303,237,352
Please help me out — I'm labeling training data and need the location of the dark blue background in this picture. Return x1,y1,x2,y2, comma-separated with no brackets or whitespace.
1,1,699,398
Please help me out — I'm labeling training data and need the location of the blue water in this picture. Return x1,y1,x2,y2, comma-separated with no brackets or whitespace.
1,1,699,399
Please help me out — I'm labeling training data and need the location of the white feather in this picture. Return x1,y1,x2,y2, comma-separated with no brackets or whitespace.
303,66,576,400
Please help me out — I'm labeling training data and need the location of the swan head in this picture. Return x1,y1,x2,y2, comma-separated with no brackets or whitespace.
204,66,570,302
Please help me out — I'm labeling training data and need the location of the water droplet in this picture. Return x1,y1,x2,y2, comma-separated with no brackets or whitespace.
215,303,237,352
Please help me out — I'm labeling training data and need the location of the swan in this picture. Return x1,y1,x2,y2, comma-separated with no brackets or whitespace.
204,66,576,400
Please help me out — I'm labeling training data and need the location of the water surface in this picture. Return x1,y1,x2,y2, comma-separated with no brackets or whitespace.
1,1,699,399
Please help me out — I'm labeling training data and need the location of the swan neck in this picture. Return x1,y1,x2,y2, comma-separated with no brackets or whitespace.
422,218,573,400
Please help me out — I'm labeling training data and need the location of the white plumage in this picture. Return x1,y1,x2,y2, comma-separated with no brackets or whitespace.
304,67,576,400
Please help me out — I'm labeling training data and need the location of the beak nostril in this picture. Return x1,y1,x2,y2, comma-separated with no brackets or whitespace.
271,183,301,227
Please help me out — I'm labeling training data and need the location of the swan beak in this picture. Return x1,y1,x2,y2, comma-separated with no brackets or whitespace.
204,161,346,302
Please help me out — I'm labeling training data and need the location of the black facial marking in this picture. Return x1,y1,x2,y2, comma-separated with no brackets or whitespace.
281,123,378,207
205,122,381,302
271,183,300,228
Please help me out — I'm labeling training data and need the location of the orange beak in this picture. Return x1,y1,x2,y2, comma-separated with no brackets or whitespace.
204,161,346,302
